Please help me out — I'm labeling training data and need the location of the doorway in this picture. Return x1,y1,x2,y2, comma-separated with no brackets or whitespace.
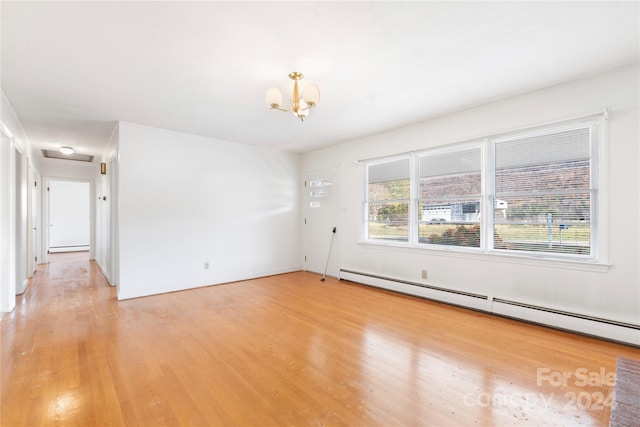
27,163,40,278
303,167,339,277
0,131,16,311
45,179,91,256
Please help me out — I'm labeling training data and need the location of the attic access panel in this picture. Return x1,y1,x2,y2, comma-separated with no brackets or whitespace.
41,149,94,162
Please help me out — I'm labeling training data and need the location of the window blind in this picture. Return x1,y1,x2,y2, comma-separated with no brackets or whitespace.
493,122,595,255
418,146,482,247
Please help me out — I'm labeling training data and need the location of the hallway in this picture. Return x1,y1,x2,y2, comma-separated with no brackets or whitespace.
1,252,117,425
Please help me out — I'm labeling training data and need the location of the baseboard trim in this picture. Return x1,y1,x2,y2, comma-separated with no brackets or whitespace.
94,259,115,287
117,267,301,300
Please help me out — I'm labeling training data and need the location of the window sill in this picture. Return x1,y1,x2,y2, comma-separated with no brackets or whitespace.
358,240,611,273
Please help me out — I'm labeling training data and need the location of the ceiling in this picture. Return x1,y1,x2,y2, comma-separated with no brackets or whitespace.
1,1,638,159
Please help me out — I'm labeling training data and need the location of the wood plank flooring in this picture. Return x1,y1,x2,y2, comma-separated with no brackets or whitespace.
2,253,639,426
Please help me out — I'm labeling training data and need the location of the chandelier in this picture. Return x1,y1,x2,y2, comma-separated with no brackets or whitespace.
265,72,320,122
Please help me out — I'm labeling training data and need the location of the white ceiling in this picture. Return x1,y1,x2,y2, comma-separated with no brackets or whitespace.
1,1,638,159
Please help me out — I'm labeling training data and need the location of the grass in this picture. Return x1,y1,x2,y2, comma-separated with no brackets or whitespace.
494,223,590,244
368,222,590,253
367,222,408,242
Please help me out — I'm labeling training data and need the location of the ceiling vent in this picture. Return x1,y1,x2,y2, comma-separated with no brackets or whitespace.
41,149,94,162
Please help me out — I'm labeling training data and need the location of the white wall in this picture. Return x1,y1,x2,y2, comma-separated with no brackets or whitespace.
117,122,301,299
38,157,97,180
302,65,640,327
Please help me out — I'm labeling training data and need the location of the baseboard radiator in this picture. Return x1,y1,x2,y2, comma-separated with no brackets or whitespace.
339,269,640,347
49,245,90,253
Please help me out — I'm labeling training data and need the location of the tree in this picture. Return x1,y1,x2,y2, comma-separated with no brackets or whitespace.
368,183,392,222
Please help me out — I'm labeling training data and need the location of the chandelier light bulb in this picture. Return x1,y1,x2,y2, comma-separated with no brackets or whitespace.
265,87,283,109
302,84,320,107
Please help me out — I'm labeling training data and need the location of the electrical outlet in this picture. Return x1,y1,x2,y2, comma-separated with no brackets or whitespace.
204,262,210,270
421,269,428,280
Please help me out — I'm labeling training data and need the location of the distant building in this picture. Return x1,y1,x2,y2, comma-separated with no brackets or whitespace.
422,200,507,222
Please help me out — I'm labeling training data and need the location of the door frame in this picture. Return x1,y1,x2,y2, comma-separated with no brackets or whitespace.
0,125,17,311
303,166,340,277
26,163,40,277
42,177,96,263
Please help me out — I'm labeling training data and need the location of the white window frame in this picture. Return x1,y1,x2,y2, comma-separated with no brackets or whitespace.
360,114,607,265
488,120,598,261
362,155,412,244
414,141,484,250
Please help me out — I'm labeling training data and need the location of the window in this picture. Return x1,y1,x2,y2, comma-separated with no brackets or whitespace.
364,158,410,242
418,145,482,247
492,122,596,256
362,118,600,261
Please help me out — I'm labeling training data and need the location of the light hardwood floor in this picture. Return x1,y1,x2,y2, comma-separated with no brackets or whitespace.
2,254,639,426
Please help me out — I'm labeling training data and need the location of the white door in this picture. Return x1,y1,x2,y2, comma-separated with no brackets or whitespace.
304,167,339,277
